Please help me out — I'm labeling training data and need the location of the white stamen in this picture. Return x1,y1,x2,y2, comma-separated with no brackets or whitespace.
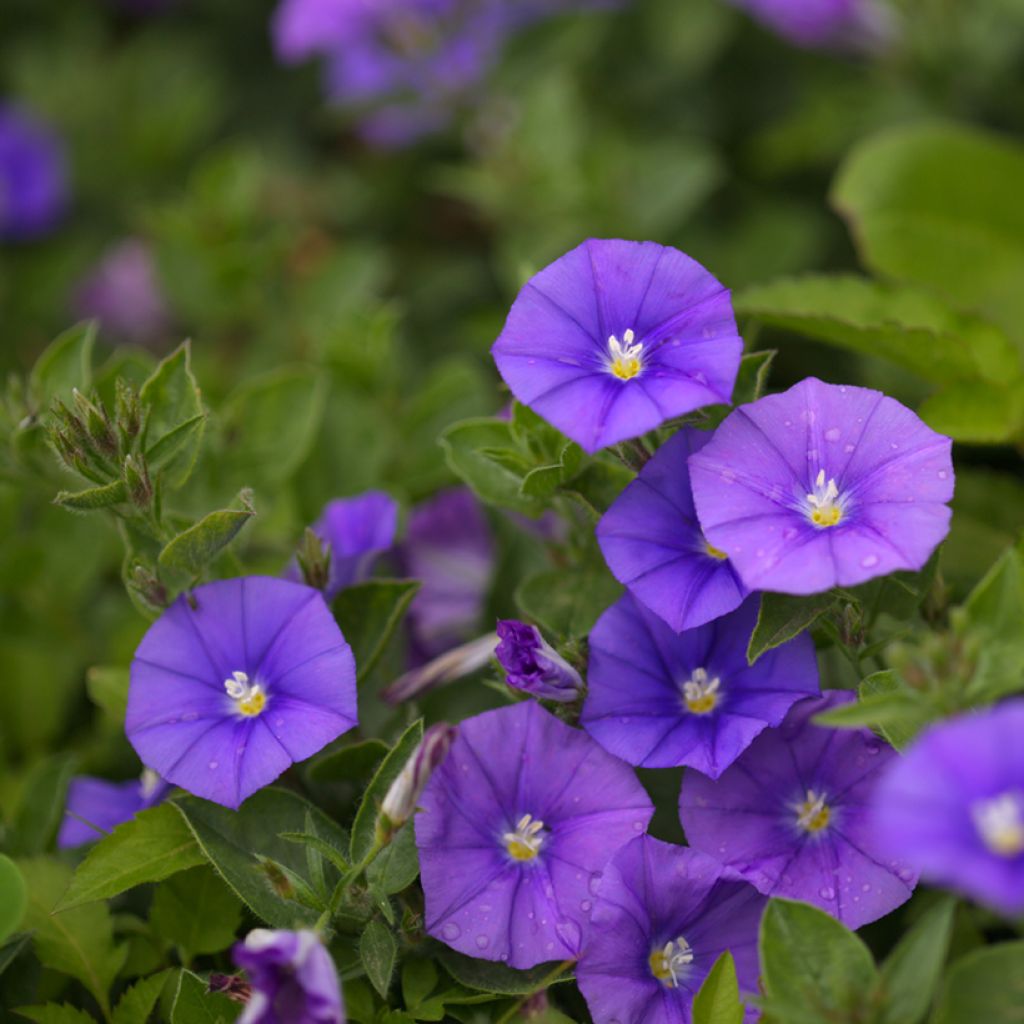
795,789,831,833
606,328,644,380
972,791,1024,857
682,667,721,714
650,936,694,987
223,670,267,717
503,813,546,861
805,469,844,527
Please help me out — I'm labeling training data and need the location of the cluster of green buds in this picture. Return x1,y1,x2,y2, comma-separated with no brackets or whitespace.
49,380,154,512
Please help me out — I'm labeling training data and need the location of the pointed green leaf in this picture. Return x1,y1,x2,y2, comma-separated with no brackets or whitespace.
360,919,397,999
140,341,205,487
8,754,76,856
932,941,1024,1024
151,867,243,960
436,944,574,996
15,1004,97,1024
515,565,622,642
333,579,421,683
170,969,240,1024
0,856,27,943
693,950,744,1024
158,493,255,576
111,969,174,1024
747,592,835,665
53,479,127,512
30,322,96,408
56,803,205,911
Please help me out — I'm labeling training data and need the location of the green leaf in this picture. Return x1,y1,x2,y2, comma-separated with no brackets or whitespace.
140,341,205,488
111,969,174,1024
172,788,347,928
402,959,439,1010
220,366,325,486
17,857,127,1017
759,898,877,1024
832,121,1024,348
813,671,932,750
962,542,1024,642
170,969,240,1024
85,666,130,726
440,418,546,516
932,941,1024,1024
0,856,27,942
350,720,424,865
747,592,836,665
873,896,955,1024
151,867,243,960
692,950,744,1024
8,754,75,856
515,565,622,642
30,322,96,409
157,493,255,576
436,945,574,996
56,803,205,911
333,579,421,683
732,349,776,405
360,919,397,999
307,738,389,784
735,275,1017,385
53,480,127,512
15,1004,97,1024
0,933,29,978
367,821,420,895
279,831,349,875
917,380,1024,444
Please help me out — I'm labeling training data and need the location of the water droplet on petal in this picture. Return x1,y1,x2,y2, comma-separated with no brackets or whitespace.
861,554,879,568
475,935,489,950
844,443,855,453
208,760,218,770
819,886,835,901
825,428,841,442
442,923,461,940
938,470,948,479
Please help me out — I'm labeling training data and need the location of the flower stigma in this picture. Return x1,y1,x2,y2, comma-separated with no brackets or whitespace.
224,670,267,717
649,936,694,987
795,789,831,833
682,667,720,715
503,813,546,862
972,791,1024,858
607,328,643,381
806,469,844,528
703,537,728,561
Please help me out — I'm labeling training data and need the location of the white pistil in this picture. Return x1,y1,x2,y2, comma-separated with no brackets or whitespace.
503,813,546,862
972,791,1024,858
224,670,267,718
139,768,162,799
649,936,694,987
795,789,831,833
806,469,844,528
682,667,721,715
607,328,643,380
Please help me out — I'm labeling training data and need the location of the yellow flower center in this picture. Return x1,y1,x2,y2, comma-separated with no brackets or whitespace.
224,670,268,718
703,539,728,561
649,937,693,987
682,668,720,715
607,329,643,381
973,792,1024,858
806,469,843,529
503,813,545,862
795,790,831,833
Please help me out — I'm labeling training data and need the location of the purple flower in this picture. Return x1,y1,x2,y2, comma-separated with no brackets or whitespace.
679,692,918,929
597,427,748,632
871,701,1024,916
233,928,344,1024
416,700,654,968
126,577,357,809
491,239,742,454
495,620,582,702
0,103,68,242
688,378,954,596
577,836,766,1024
72,238,170,345
726,0,893,49
582,594,818,777
380,721,458,829
403,487,494,660
57,769,169,848
291,491,398,600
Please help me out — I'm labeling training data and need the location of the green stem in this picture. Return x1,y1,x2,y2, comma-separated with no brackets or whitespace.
494,959,575,1024
318,829,390,930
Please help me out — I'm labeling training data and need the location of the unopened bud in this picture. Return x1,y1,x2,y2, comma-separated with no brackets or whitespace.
382,633,498,705
295,527,332,592
123,454,153,508
115,378,142,440
495,620,582,702
207,974,251,1005
73,388,118,457
127,563,169,613
379,722,458,831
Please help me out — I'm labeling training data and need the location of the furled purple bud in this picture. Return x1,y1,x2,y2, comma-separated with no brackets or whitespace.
380,722,458,831
232,928,344,1024
495,620,582,703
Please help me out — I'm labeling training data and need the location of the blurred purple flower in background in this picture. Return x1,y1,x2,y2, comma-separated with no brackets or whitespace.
872,701,1024,916
597,427,748,632
726,0,894,50
0,103,68,242
680,692,918,929
492,239,742,453
289,491,399,600
72,238,171,346
583,594,818,776
233,928,344,1024
495,619,582,702
403,486,494,660
689,378,954,596
577,836,765,1024
58,769,169,848
126,577,357,808
416,700,653,968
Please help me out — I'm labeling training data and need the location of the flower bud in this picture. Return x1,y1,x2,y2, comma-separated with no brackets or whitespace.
382,633,497,705
295,527,332,592
495,620,582,702
123,454,152,509
380,722,458,831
